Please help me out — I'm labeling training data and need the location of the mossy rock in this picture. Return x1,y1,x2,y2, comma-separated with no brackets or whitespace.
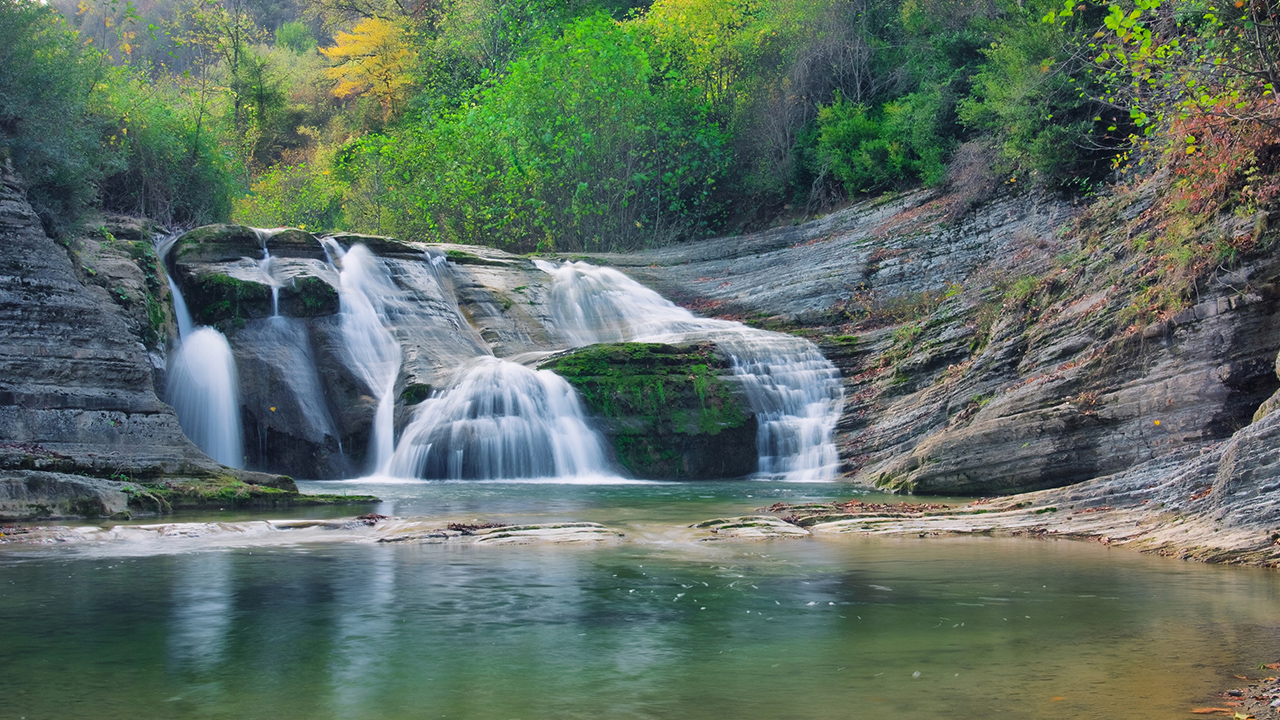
181,270,273,325
172,225,265,263
264,228,324,259
123,476,378,513
443,248,511,267
541,342,757,479
401,382,432,405
279,274,340,317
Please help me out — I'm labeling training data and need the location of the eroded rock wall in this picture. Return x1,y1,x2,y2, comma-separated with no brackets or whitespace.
0,167,218,479
595,189,1280,499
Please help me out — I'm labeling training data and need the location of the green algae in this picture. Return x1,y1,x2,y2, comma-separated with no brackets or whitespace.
541,342,756,479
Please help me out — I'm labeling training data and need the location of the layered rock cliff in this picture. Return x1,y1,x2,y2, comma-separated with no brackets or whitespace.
0,166,357,518
592,186,1280,564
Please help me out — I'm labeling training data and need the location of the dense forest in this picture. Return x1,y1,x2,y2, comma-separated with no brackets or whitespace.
1,0,1277,251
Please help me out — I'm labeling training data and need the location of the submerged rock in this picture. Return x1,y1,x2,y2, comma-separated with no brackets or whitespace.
541,342,757,479
692,516,811,540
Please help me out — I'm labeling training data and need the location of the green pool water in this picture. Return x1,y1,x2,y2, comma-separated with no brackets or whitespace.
2,480,1278,719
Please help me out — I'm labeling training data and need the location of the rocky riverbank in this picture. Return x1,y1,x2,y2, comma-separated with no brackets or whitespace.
6,147,1280,565
573,183,1280,567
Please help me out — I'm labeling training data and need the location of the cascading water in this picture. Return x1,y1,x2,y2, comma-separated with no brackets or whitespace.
388,357,611,480
321,240,403,473
158,234,244,468
254,229,281,318
540,260,844,481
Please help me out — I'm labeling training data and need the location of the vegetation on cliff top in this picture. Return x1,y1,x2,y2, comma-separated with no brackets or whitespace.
5,0,1277,255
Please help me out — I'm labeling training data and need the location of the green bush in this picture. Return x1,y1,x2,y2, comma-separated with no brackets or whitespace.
0,0,240,230
342,14,729,251
809,89,952,194
98,76,240,225
275,21,317,54
235,159,344,230
0,0,104,230
957,4,1109,187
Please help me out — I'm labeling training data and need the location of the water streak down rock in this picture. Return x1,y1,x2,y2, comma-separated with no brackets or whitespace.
321,241,402,474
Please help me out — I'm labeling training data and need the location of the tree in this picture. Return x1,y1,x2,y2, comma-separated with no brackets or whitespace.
320,16,416,119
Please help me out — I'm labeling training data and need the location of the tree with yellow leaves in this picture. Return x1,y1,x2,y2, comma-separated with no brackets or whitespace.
320,18,416,120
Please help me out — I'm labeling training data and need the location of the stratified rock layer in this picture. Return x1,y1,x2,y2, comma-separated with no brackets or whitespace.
0,167,332,519
0,167,217,479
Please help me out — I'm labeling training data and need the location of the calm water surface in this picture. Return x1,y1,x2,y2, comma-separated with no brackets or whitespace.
2,480,1278,719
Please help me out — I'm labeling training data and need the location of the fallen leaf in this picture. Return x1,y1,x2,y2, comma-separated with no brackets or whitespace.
1050,696,1066,702
1189,709,1231,715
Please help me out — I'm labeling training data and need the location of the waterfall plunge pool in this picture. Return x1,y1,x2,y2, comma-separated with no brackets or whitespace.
3,479,1279,719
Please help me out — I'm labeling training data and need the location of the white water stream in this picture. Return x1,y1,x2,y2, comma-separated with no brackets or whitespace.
540,260,844,481
163,272,244,468
388,356,611,480
321,240,403,474
155,230,840,481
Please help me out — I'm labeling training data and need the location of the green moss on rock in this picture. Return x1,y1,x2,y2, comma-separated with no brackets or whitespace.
541,342,757,479
172,225,263,263
124,476,378,513
184,271,273,325
280,275,340,316
401,382,432,405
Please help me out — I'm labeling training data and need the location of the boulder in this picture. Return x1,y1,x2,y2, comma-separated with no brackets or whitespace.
171,224,266,264
541,342,757,479
0,471,129,520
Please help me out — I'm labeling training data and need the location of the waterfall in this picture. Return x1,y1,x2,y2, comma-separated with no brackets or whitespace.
388,357,611,480
321,240,402,473
254,229,281,318
162,269,244,468
541,260,843,481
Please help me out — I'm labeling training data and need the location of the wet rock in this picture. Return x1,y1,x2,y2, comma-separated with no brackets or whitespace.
471,522,625,545
541,342,757,479
176,264,274,325
234,318,347,478
693,515,811,540
0,471,128,520
278,274,339,317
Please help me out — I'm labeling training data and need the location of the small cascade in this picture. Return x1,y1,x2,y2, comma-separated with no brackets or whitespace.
168,276,194,340
542,260,843,481
157,234,244,468
322,240,403,473
164,298,244,467
388,357,611,480
253,229,281,318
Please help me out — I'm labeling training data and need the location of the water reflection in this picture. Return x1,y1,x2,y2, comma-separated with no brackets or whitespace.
167,551,233,680
2,538,1278,719
329,551,396,715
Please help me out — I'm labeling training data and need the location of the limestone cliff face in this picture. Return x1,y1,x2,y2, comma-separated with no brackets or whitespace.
0,167,217,479
0,168,307,520
598,189,1280,500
